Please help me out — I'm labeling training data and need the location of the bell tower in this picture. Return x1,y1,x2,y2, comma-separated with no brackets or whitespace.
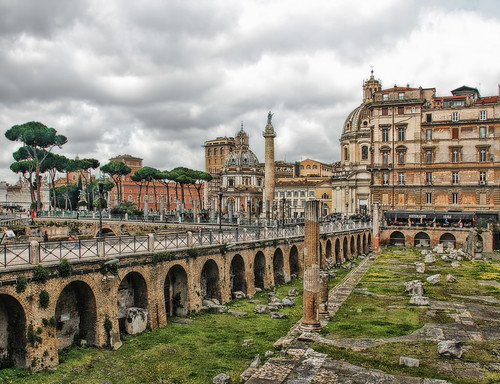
363,69,381,103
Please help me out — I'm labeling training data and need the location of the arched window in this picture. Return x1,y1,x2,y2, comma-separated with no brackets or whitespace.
361,146,368,160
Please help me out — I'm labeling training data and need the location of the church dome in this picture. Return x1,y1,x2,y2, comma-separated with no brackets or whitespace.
342,104,370,137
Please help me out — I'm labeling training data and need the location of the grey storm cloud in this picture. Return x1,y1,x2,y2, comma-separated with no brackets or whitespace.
0,0,500,183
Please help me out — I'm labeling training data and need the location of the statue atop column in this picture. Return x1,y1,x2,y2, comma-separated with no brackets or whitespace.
267,111,273,124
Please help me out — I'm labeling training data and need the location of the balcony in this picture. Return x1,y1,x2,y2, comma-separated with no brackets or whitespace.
367,163,393,171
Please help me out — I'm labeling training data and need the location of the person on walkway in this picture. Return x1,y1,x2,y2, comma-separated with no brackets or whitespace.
43,231,48,242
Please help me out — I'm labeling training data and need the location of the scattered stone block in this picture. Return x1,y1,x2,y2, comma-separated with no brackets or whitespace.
110,330,122,350
415,262,426,273
249,354,261,368
405,280,425,296
282,296,295,306
410,296,429,306
437,339,463,358
242,339,254,347
442,255,450,262
288,288,299,296
421,250,428,255
255,287,262,293
427,274,441,285
451,261,461,268
210,305,227,314
357,308,363,313
213,373,231,383
264,350,274,358
124,307,148,335
399,356,420,367
446,274,457,283
232,291,246,299
425,253,436,263
227,309,247,317
433,244,444,254
254,305,270,314
270,312,288,319
268,302,283,310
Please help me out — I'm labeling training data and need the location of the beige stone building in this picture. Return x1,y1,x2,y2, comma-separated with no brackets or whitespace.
339,71,500,216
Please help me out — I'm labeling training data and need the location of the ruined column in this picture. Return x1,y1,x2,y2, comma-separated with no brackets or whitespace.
263,111,276,220
372,203,380,253
319,271,329,320
301,199,322,332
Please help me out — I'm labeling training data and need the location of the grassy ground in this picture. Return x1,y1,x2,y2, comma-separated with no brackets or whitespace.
0,271,355,384
317,247,500,384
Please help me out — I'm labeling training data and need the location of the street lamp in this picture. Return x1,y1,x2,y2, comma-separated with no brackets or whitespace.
97,180,104,239
218,190,223,233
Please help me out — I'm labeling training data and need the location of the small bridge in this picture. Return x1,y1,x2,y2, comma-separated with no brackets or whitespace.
0,222,372,371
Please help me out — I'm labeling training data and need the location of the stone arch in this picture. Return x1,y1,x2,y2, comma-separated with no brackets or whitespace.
414,232,431,247
343,237,348,260
326,239,332,264
273,248,285,285
289,245,299,278
164,264,188,317
253,251,266,289
363,234,367,254
55,280,97,349
230,254,246,295
0,294,26,367
368,232,372,250
335,238,341,264
201,259,221,302
319,242,325,268
350,236,355,257
356,235,361,256
439,233,456,249
95,226,117,237
390,231,405,246
117,272,148,333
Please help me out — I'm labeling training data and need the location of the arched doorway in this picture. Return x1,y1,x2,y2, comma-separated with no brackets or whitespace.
164,265,188,317
350,236,355,258
0,295,26,367
439,233,456,249
390,231,405,246
230,254,246,295
326,240,332,264
356,235,361,256
335,238,341,264
289,245,299,278
55,281,97,349
117,272,148,333
363,234,367,254
319,242,325,268
273,248,285,285
343,237,348,260
201,259,221,302
254,251,266,289
414,232,430,247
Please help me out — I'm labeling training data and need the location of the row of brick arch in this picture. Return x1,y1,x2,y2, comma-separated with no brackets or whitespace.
0,229,372,369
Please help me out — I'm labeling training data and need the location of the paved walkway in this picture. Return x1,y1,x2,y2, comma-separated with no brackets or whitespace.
244,256,452,383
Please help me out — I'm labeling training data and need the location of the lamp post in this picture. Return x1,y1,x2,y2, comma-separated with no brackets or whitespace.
218,190,223,233
281,196,286,231
97,180,104,239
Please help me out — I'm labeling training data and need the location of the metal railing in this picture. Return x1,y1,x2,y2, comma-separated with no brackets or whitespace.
0,221,371,270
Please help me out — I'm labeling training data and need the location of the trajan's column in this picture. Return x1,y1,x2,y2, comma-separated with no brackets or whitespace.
263,111,276,219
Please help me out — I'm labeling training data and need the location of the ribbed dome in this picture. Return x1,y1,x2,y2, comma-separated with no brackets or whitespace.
342,104,370,136
224,149,260,167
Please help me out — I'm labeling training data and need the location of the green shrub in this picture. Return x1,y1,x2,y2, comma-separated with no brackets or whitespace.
58,258,73,277
187,247,199,258
39,290,50,308
15,276,28,293
32,265,49,283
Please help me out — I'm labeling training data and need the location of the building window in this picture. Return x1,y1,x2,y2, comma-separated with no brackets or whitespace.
207,149,212,156
479,126,487,138
411,106,416,114
214,148,218,155
452,127,459,139
398,172,405,185
361,146,368,160
452,111,459,122
312,165,318,169
300,165,304,169
382,127,389,142
451,149,460,163
479,148,487,162
426,113,432,123
397,106,404,115
426,193,432,205
300,191,305,197
425,150,432,164
306,165,311,169
382,107,388,116
479,110,487,121
452,193,458,205
293,191,298,197
426,129,432,140
382,173,389,185
382,152,389,165
228,178,234,187
398,127,405,141
383,94,389,101
221,148,224,155
309,191,315,197
398,92,404,100
452,171,459,185
344,147,349,161
426,172,432,185
398,151,405,165
479,171,486,185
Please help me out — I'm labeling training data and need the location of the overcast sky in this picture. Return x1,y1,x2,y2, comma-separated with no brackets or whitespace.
1,0,499,183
